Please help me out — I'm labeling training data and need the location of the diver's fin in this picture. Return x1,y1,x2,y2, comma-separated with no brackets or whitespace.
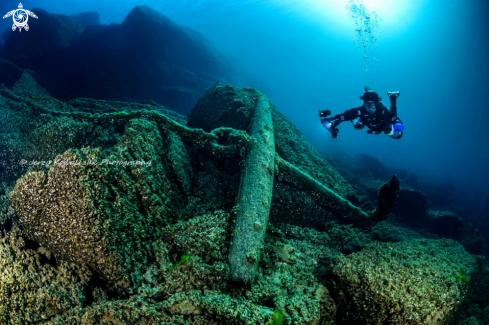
364,86,373,92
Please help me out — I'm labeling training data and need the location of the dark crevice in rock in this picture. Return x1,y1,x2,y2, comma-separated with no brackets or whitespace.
3,218,12,232
24,236,41,250
84,273,115,307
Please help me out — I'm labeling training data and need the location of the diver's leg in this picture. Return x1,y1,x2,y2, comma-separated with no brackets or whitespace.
388,91,400,116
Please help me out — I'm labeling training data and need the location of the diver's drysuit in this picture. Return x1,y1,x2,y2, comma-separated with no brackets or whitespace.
324,88,404,139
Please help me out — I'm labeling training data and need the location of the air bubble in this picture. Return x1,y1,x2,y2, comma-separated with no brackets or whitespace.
346,0,382,69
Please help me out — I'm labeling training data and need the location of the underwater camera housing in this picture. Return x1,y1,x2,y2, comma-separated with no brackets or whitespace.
319,109,332,121
318,110,339,139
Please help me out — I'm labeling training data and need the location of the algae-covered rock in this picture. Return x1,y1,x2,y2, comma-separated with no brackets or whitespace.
372,174,401,223
161,211,231,263
188,83,355,201
0,226,89,324
0,183,14,227
329,239,480,325
249,233,338,325
0,87,44,183
0,83,127,185
47,291,275,325
138,216,343,325
273,221,371,255
114,211,336,325
45,295,214,325
188,83,359,230
136,211,231,299
3,69,484,325
456,263,489,325
9,118,191,294
369,220,430,243
28,115,117,161
148,219,340,324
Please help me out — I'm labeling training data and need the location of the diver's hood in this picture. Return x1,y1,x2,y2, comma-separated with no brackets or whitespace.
360,86,381,102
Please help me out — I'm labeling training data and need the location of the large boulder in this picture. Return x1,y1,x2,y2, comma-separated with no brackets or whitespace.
188,83,358,228
329,239,480,324
459,223,485,256
427,210,464,240
0,6,261,114
9,118,191,295
391,187,428,227
188,83,356,201
415,179,457,213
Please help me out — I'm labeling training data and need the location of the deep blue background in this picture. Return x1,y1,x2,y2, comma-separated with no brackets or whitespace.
2,0,488,214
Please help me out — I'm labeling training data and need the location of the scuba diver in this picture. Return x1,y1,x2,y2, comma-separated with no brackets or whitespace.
320,86,405,140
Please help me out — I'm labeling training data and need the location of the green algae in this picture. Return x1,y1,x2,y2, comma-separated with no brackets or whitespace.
456,267,469,284
170,253,194,273
270,309,284,325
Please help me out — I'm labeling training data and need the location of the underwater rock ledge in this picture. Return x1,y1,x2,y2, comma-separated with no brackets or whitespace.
0,77,487,324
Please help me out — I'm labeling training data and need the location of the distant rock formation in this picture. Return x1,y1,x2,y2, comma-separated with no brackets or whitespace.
1,8,96,61
427,210,463,240
392,187,428,226
0,5,262,114
328,151,487,256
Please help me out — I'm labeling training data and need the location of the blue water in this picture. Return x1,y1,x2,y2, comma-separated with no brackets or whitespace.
1,0,488,213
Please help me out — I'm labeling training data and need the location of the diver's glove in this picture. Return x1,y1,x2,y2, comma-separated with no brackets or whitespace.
388,91,400,99
394,122,404,132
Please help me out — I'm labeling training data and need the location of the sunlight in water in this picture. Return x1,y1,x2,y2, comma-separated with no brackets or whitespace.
297,0,426,32
346,0,382,61
276,0,428,68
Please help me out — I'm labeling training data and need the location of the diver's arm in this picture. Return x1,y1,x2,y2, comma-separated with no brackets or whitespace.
322,108,360,138
328,108,360,126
